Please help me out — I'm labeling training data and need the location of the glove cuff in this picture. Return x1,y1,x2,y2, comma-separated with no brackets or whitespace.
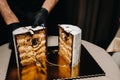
8,23,20,31
7,23,20,49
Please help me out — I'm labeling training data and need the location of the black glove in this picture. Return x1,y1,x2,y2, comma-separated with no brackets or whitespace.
32,8,48,28
8,23,20,49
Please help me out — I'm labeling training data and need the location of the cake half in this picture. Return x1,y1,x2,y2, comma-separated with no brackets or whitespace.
58,24,81,77
13,26,47,80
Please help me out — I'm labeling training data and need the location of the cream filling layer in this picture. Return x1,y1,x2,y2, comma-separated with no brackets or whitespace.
19,46,46,61
59,37,72,51
18,40,46,54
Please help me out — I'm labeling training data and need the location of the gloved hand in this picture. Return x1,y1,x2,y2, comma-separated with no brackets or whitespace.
32,8,48,28
8,23,20,49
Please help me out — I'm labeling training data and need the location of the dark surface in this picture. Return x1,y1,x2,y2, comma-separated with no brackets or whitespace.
6,44,105,80
79,45,105,78
48,45,105,79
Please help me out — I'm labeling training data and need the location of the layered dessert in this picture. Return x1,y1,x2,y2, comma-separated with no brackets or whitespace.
13,26,47,80
58,24,81,77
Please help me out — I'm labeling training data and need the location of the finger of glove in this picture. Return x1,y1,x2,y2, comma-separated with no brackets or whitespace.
32,16,40,27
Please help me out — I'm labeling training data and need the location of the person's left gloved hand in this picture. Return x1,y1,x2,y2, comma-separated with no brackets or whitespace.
32,8,48,28
8,23,20,49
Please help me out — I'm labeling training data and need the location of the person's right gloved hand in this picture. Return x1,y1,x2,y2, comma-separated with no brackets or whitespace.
8,23,20,49
32,8,48,28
